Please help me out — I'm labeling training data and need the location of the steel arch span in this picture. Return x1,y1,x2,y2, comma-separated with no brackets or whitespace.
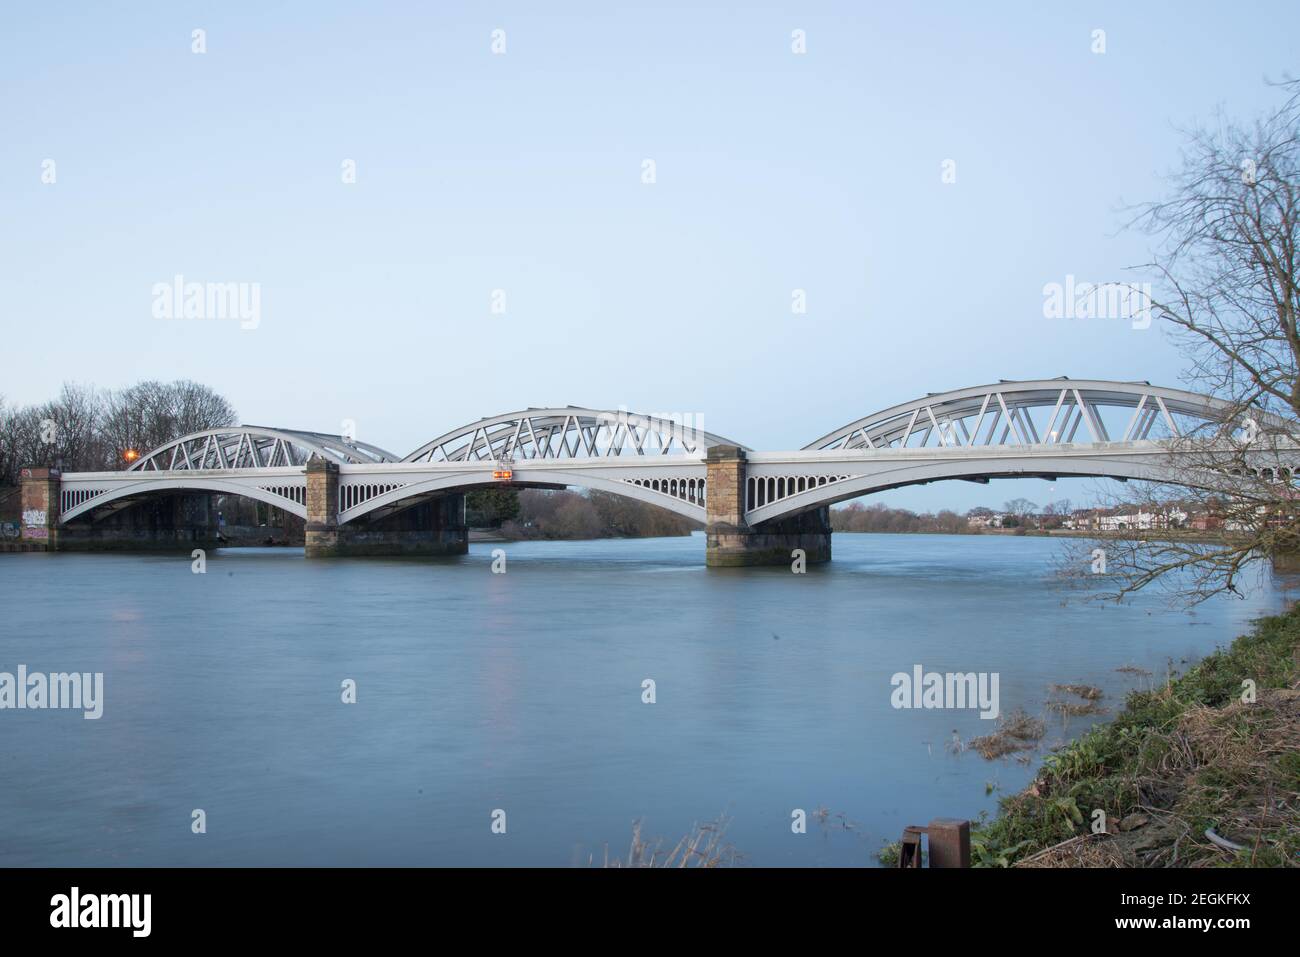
742,378,1294,526
335,462,710,525
330,406,741,524
743,446,1212,526
128,426,398,471
402,407,745,463
59,426,396,525
802,378,1250,452
59,469,310,525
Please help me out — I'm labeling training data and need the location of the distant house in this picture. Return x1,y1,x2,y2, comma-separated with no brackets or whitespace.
1096,507,1188,531
1189,512,1224,531
964,507,1003,529
1064,509,1098,530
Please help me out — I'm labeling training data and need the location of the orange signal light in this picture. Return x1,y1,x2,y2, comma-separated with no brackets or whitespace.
123,449,140,463
493,469,513,481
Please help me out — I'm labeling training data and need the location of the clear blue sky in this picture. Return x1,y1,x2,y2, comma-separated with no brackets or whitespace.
3,2,1297,511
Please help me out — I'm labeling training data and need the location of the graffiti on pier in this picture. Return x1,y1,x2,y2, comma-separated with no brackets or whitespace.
21,510,49,539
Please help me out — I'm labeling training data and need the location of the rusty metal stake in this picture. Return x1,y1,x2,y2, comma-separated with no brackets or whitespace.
926,818,971,868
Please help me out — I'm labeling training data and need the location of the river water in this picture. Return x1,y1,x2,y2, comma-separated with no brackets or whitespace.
0,533,1289,866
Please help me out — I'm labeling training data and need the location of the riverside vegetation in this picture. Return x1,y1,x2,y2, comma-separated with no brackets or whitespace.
963,606,1300,867
467,487,698,540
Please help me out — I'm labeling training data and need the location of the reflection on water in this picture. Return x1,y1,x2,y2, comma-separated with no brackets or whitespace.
0,533,1290,866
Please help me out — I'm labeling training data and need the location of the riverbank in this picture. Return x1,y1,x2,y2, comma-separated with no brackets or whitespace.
967,606,1300,867
835,527,1241,544
468,526,695,543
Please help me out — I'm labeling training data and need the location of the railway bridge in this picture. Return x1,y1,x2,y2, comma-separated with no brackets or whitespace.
14,378,1286,565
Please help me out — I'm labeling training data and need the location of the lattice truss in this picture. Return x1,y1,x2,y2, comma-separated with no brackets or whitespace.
804,379,1241,452
128,427,397,471
402,408,742,463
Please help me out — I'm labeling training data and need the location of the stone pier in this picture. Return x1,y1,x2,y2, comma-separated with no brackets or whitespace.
18,467,60,550
305,457,467,558
304,458,342,557
704,446,832,567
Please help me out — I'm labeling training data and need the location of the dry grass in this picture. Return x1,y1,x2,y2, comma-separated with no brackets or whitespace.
969,708,1047,759
1012,692,1300,866
1014,833,1129,868
1046,683,1108,717
596,815,742,868
1046,699,1108,717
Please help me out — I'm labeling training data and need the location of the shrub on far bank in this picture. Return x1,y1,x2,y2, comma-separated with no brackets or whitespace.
498,489,698,540
831,502,972,534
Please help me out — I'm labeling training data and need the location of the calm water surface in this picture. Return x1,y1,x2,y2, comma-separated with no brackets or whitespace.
0,533,1290,866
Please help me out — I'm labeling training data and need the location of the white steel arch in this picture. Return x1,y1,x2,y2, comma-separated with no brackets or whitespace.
742,446,1204,526
128,426,397,472
743,378,1297,525
402,407,744,463
803,378,1258,452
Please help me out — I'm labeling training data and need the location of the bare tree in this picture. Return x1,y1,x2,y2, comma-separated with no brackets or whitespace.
1040,499,1074,530
42,382,105,471
1003,498,1038,527
0,385,103,477
0,396,23,485
99,380,237,466
0,379,238,482
1078,80,1300,603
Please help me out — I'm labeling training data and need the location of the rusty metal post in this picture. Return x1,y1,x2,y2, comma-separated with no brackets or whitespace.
925,818,971,868
897,826,925,868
